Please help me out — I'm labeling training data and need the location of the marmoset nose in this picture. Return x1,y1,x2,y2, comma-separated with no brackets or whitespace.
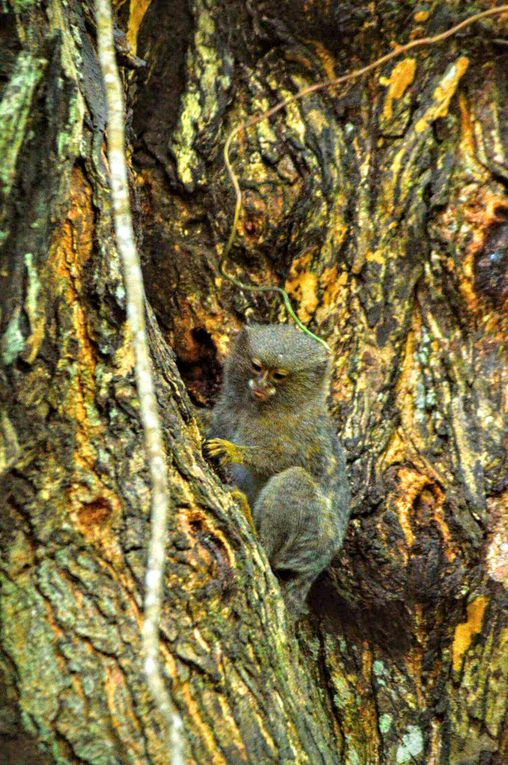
248,376,274,401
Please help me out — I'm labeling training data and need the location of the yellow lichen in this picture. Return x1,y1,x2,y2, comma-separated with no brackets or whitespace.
415,57,469,134
365,248,386,265
382,429,408,468
127,0,151,54
392,468,422,549
458,93,478,161
311,41,337,84
318,265,348,314
284,253,319,322
380,58,417,121
452,596,488,672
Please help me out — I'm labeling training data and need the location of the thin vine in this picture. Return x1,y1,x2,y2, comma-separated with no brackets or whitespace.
95,1,185,762
221,4,508,349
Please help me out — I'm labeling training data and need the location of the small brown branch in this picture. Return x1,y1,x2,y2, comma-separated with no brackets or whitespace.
95,0,185,761
221,4,508,335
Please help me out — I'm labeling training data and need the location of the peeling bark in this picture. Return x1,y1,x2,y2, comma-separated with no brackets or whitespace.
1,2,507,764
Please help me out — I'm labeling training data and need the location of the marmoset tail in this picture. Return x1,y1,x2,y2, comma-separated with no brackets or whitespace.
206,323,351,619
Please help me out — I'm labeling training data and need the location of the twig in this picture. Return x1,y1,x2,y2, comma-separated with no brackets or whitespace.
221,4,508,345
95,1,185,762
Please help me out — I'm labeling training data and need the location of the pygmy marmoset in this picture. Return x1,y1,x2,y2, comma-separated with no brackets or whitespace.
205,324,350,617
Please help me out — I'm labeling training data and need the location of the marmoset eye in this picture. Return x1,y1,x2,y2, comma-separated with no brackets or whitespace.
251,359,263,373
272,369,288,381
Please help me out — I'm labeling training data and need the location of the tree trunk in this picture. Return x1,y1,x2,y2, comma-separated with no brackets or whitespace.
1,2,507,764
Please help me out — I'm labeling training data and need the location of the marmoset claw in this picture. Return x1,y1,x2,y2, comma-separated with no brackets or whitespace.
204,438,241,466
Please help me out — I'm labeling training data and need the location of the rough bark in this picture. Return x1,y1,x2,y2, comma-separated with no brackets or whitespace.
1,2,507,765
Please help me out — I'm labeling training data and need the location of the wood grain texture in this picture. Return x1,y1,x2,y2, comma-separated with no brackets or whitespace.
1,1,507,763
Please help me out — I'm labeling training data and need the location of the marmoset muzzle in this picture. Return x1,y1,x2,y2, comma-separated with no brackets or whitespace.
248,375,275,401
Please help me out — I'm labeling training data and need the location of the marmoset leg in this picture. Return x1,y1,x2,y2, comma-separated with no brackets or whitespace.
254,467,337,618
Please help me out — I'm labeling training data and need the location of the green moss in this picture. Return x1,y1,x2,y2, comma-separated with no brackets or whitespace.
379,713,393,734
0,53,45,198
373,659,386,676
24,251,41,325
0,412,20,473
347,750,361,765
1,577,66,732
57,89,85,159
396,725,424,763
1,310,25,364
8,0,38,11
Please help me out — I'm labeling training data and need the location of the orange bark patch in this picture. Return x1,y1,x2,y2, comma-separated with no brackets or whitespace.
382,429,407,467
104,663,147,761
77,498,114,527
73,489,123,556
49,167,98,469
50,168,99,467
50,166,96,399
315,265,349,328
452,596,488,672
52,166,95,296
179,683,234,765
393,312,420,432
430,493,456,561
49,168,124,559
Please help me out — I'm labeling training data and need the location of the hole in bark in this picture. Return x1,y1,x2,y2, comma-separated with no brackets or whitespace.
0,13,21,95
475,223,508,306
77,498,112,527
176,328,221,406
492,204,508,221
130,0,193,162
0,734,52,765
188,517,204,534
310,576,413,655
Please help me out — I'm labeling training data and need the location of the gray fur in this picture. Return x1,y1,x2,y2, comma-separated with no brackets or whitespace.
208,324,351,618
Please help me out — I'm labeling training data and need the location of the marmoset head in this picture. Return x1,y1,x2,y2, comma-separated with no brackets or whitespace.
224,324,330,408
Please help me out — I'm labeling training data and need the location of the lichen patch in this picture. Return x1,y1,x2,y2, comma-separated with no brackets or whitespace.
452,595,488,672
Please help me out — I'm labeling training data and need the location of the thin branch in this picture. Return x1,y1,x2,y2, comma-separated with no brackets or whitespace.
221,4,508,345
94,1,185,762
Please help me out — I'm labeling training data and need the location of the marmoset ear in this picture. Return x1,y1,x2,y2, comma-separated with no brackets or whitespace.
232,326,250,356
316,354,332,380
